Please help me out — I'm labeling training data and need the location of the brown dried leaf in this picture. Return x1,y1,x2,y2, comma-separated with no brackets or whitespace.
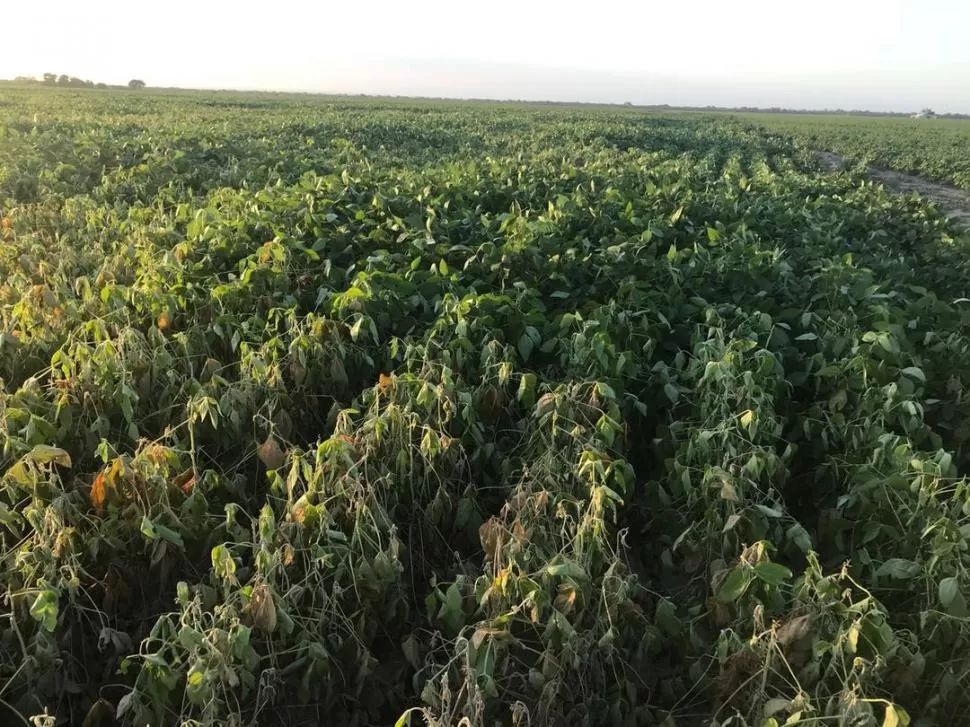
257,436,286,470
479,517,505,559
776,614,812,647
250,583,277,634
708,598,733,627
173,468,196,495
377,372,395,394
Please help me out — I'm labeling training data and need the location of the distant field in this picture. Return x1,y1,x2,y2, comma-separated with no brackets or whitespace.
3,87,970,727
738,111,970,190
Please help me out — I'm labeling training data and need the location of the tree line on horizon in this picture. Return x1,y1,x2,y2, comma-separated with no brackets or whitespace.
11,74,146,90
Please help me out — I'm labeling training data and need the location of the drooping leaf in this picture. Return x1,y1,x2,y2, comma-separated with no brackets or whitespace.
27,444,72,467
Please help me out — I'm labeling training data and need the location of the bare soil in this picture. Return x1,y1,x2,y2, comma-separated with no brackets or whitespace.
815,151,970,228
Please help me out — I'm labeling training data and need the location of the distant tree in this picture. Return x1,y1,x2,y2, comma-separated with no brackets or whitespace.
128,79,146,89
57,74,70,85
42,73,57,85
96,82,107,89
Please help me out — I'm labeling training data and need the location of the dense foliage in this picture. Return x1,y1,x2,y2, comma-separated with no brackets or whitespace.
2,89,970,727
743,112,970,190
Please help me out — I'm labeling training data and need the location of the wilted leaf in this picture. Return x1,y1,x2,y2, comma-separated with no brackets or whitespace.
28,445,71,467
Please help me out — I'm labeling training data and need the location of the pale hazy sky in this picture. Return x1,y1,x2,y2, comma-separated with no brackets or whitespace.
2,0,968,112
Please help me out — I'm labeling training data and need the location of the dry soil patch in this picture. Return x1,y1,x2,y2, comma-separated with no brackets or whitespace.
815,151,970,227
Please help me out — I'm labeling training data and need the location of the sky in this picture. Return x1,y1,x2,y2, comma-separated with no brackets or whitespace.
1,0,969,112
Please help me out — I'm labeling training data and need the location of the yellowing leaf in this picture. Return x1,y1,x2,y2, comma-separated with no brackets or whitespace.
846,623,860,654
882,704,899,727
28,445,72,467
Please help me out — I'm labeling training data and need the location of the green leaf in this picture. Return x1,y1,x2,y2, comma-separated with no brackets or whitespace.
154,523,184,548
795,333,818,341
140,516,158,540
715,567,752,603
663,383,680,404
754,562,792,587
29,589,59,632
517,373,537,405
654,598,681,636
939,577,960,608
786,523,812,552
938,577,967,616
876,558,921,580
900,366,926,383
517,332,534,362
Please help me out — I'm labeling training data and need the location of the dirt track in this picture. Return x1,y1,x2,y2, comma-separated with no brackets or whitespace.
816,151,970,228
